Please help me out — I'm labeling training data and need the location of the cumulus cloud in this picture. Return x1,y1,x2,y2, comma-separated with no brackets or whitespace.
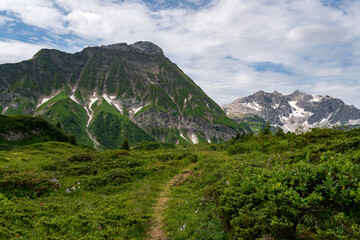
285,25,349,42
0,0,65,33
0,40,50,64
0,0,360,107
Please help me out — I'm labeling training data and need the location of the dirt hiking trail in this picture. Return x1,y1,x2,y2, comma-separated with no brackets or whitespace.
147,167,193,240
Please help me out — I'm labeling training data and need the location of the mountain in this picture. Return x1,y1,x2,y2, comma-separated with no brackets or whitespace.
0,41,248,149
0,114,74,150
222,90,360,133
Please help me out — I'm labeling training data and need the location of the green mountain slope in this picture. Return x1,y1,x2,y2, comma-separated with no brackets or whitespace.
88,99,154,149
0,114,73,150
0,41,250,147
35,92,92,146
232,114,267,134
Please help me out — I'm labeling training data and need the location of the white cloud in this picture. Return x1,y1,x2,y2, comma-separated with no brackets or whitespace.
0,0,66,33
285,25,349,42
0,40,50,64
1,0,360,108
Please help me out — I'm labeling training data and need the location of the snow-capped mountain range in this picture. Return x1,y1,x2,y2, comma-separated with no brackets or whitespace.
222,90,360,132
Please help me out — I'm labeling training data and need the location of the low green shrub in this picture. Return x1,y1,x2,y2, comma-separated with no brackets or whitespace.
217,152,360,239
67,153,95,162
0,170,55,198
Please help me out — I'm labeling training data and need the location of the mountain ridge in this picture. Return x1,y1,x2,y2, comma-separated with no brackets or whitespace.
222,90,360,133
0,41,248,148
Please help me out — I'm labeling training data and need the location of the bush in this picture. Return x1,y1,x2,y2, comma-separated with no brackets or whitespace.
0,170,55,198
67,153,95,162
83,169,131,189
217,152,360,239
121,138,130,151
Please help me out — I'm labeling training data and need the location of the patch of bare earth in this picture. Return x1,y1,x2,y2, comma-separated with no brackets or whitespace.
147,169,193,240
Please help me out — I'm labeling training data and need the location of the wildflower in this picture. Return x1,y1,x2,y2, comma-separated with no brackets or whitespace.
71,186,76,192
66,188,71,194
98,226,101,230
180,224,186,231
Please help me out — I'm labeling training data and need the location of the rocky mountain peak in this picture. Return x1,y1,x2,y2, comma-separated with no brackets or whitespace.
100,41,164,56
222,90,360,133
272,90,282,96
129,41,164,56
100,43,131,51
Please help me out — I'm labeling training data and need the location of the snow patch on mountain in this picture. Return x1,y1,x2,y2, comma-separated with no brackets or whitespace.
311,95,323,102
103,94,123,114
288,101,312,117
70,88,80,104
190,133,199,144
180,132,188,142
85,92,101,149
273,103,280,109
36,96,54,108
89,93,98,110
347,119,360,125
133,106,143,114
102,94,111,105
244,102,261,111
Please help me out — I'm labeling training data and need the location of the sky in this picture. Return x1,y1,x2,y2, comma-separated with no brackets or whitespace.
0,0,360,107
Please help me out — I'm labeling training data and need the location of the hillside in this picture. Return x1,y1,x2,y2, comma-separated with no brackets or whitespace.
0,42,249,149
1,127,360,239
0,114,74,150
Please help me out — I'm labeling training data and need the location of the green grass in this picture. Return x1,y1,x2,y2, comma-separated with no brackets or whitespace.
0,115,73,150
164,151,229,239
89,99,154,149
36,92,69,112
0,142,194,239
1,126,360,239
232,114,267,134
35,92,92,146
4,100,33,115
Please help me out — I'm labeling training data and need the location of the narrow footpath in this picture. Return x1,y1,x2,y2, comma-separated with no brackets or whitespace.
147,167,193,240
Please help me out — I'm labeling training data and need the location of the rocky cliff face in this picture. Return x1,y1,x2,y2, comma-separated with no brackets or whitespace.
0,41,247,148
222,90,360,133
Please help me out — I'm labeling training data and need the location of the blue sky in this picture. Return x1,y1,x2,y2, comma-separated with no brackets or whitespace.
0,0,360,107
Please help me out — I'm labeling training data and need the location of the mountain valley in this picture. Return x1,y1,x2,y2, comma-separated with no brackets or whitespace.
1,41,360,239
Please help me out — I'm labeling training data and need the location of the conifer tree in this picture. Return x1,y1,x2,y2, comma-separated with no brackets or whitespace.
121,138,129,150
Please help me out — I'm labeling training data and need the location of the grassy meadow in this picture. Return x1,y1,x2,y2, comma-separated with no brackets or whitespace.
1,126,360,239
